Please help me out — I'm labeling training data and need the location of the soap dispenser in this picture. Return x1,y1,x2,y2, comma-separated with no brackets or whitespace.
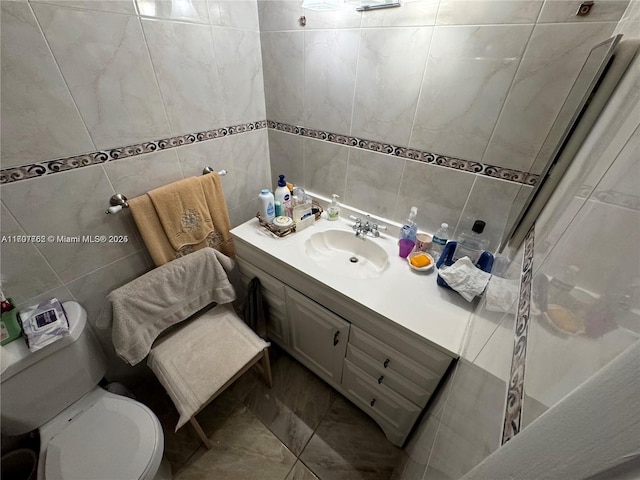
399,207,418,242
327,194,340,221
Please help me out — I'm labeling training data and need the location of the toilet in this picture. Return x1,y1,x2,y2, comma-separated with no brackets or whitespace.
1,301,170,480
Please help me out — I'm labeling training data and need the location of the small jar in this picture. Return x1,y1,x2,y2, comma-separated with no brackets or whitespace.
273,216,293,230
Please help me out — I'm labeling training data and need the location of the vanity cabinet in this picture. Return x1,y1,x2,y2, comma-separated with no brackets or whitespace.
235,255,454,447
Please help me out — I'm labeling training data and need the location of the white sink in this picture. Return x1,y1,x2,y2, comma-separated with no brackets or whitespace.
304,230,390,279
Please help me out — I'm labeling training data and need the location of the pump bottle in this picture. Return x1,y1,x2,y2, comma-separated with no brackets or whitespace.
399,207,418,242
274,174,291,217
327,194,340,221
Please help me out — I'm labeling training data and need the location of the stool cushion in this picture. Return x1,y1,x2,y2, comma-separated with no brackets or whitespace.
147,304,269,430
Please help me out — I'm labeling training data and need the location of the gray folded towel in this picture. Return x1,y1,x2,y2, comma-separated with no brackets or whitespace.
97,248,236,365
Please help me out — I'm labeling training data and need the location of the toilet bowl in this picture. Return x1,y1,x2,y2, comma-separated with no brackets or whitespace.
0,301,170,480
37,387,167,480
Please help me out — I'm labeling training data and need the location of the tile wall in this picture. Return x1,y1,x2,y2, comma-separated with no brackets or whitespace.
260,0,629,246
394,2,639,478
0,0,636,474
0,0,267,379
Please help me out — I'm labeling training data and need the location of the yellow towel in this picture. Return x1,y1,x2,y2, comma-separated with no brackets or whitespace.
199,173,235,259
149,177,213,250
129,173,235,266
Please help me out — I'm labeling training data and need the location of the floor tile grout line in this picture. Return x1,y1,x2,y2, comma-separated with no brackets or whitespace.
296,391,341,468
299,457,321,480
235,351,341,479
173,348,400,480
236,352,314,466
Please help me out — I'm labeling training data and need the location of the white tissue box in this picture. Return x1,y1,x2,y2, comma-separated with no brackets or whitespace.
296,214,315,232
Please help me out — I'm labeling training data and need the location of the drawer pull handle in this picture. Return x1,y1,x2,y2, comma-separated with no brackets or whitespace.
377,375,384,384
333,331,340,346
370,398,376,407
383,358,390,368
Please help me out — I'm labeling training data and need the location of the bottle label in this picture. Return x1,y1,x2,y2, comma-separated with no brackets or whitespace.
267,203,274,217
328,207,339,219
400,225,415,240
0,322,8,341
283,193,290,202
433,236,447,246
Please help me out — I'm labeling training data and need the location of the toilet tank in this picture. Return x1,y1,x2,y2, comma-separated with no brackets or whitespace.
1,301,107,436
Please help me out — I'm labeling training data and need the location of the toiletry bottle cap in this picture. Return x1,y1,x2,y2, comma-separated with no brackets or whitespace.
261,189,270,194
278,174,286,187
472,220,486,234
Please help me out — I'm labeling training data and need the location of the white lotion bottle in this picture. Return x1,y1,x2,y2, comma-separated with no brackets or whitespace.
274,174,291,217
258,189,275,223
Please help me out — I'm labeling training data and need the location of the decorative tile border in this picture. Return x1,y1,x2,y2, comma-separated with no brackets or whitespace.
1,118,539,186
267,120,540,186
593,189,640,211
0,120,267,184
501,226,535,444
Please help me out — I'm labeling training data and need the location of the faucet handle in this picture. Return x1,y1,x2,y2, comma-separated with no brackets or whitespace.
370,223,387,237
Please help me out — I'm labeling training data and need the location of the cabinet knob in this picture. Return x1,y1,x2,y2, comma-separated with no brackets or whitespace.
333,331,340,346
383,358,390,368
370,398,376,407
377,375,384,384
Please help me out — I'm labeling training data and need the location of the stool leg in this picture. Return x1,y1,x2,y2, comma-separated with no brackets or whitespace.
262,347,273,388
190,417,213,450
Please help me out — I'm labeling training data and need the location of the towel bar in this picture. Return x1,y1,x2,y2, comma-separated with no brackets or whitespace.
105,168,227,214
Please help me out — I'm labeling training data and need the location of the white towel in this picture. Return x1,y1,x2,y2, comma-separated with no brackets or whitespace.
438,257,492,302
485,275,520,313
148,304,269,430
97,248,236,365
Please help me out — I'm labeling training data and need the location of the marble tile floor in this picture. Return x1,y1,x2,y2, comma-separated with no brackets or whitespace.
132,347,403,480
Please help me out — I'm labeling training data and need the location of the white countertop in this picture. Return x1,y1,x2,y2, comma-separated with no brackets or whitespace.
231,215,474,357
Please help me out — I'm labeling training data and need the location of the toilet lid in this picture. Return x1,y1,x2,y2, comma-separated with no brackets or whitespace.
45,395,161,480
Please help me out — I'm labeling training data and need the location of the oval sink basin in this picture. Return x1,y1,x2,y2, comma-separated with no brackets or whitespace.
305,230,390,279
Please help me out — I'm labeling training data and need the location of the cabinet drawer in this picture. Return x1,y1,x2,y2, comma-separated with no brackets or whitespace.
237,259,288,344
342,359,421,435
349,326,450,387
346,344,433,407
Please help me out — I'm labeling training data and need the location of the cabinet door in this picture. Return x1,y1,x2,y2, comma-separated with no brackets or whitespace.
237,259,289,346
286,287,350,384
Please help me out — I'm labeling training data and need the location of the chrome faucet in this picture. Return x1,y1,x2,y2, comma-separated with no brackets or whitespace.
350,215,387,239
